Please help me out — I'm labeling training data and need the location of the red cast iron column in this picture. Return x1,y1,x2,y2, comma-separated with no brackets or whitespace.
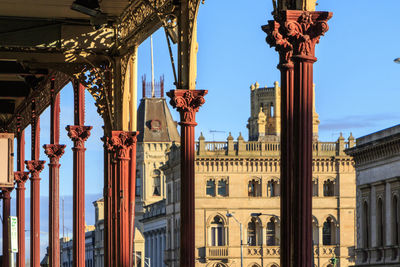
66,80,91,267
107,131,138,267
263,10,332,267
25,99,45,267
15,118,29,267
167,89,207,267
103,135,114,267
1,187,13,267
129,138,138,267
14,171,29,267
44,78,65,267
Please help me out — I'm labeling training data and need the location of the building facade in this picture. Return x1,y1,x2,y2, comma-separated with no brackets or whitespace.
346,125,400,266
162,82,357,267
142,199,167,267
134,81,180,266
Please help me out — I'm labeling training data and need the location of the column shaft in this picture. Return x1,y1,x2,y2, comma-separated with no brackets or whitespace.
2,188,12,267
103,138,114,267
15,172,29,267
166,89,206,267
66,126,92,267
263,10,332,267
106,131,137,267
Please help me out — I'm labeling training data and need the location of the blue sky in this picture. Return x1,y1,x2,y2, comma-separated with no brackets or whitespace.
3,0,400,259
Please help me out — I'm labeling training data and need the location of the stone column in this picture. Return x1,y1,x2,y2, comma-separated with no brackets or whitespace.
66,78,92,267
1,187,13,267
44,79,65,267
167,89,207,267
263,10,332,267
129,132,138,267
106,131,137,267
103,135,114,267
25,98,45,267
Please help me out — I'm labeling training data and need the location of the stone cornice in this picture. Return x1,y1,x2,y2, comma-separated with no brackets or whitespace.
346,134,400,166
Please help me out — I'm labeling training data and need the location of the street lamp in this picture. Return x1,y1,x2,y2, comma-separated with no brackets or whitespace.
226,213,243,267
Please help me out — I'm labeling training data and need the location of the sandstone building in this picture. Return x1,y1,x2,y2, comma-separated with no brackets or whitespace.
161,82,356,267
346,125,400,266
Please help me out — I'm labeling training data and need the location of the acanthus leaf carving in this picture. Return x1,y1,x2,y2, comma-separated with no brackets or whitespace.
166,89,207,125
107,131,138,160
14,171,30,185
66,125,92,149
25,160,46,178
43,144,66,164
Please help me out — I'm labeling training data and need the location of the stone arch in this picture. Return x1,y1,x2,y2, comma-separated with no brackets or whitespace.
206,213,227,226
248,263,261,267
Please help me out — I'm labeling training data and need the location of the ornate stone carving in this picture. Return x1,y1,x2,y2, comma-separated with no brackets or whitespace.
14,171,30,185
25,160,46,179
262,10,332,65
66,126,92,148
0,187,14,199
106,131,138,160
43,144,66,164
166,89,207,125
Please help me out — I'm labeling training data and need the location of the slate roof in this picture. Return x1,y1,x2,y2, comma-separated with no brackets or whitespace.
137,97,180,143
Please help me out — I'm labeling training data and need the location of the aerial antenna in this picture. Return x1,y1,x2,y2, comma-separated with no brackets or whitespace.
151,35,155,98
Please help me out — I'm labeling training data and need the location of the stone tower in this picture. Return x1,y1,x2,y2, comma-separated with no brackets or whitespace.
134,76,180,263
247,81,319,141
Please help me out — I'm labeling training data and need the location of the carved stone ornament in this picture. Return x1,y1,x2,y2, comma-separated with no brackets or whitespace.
25,160,46,178
262,10,332,64
66,125,92,148
106,131,138,160
14,171,30,185
43,144,66,164
166,89,207,125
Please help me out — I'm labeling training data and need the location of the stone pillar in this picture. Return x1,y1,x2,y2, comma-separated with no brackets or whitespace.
66,79,92,267
129,133,138,267
44,79,65,267
103,135,114,267
167,89,207,267
25,98,45,267
263,10,332,267
1,187,13,267
106,131,137,267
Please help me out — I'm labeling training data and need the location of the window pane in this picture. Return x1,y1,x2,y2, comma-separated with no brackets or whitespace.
206,180,216,196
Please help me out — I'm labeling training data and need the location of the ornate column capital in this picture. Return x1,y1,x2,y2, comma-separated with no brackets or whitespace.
0,187,14,199
43,144,66,164
14,171,30,186
25,160,46,179
166,89,207,126
66,125,92,149
106,131,138,160
263,10,332,65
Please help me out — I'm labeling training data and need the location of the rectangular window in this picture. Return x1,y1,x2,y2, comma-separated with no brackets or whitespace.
206,180,216,196
135,175,142,197
218,180,228,196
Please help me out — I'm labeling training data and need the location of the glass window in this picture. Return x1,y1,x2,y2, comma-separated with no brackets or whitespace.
206,180,216,197
218,180,228,196
323,217,335,245
248,179,261,197
248,217,261,246
323,179,335,196
152,170,161,196
135,170,141,197
266,218,276,246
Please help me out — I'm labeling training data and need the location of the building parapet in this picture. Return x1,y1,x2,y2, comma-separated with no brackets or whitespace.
141,199,166,221
196,133,355,157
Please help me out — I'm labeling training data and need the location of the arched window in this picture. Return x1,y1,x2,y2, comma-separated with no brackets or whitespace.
248,179,262,197
377,198,384,247
392,196,399,245
206,179,216,197
248,217,262,246
322,217,336,245
267,179,280,197
323,179,335,196
209,216,225,246
152,170,161,196
312,217,319,245
312,178,318,197
362,201,369,248
266,217,279,246
218,179,228,196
